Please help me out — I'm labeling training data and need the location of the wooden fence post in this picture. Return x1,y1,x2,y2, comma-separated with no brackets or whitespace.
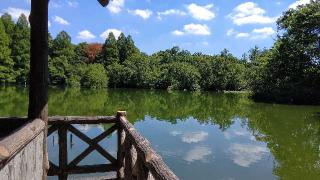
29,0,49,179
117,111,126,179
58,125,68,180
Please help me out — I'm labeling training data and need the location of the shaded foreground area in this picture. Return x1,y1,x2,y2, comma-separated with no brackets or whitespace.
1,87,319,179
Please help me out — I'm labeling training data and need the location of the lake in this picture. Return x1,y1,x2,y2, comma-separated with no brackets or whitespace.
0,87,319,180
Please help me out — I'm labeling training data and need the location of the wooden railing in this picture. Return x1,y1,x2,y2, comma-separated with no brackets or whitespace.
47,111,179,180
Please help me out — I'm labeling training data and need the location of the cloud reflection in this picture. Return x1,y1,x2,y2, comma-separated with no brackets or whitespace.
228,143,268,167
184,146,212,163
170,131,209,143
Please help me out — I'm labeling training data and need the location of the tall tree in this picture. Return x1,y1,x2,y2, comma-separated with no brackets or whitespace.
0,13,15,43
49,31,74,85
11,14,30,84
0,19,15,84
251,1,320,104
73,42,89,65
98,32,119,67
117,33,139,63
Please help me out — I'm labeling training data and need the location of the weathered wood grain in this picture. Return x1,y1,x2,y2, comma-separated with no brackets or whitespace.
0,119,45,168
49,116,117,125
118,113,179,180
0,131,44,180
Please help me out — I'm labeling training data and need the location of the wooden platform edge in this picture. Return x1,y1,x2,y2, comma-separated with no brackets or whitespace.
0,118,46,169
48,116,117,125
118,114,179,180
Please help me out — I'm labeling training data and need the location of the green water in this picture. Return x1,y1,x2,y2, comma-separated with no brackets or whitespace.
1,87,320,180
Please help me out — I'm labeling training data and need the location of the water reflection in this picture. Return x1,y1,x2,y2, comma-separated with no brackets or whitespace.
228,143,268,167
170,131,209,143
1,87,320,180
183,146,212,163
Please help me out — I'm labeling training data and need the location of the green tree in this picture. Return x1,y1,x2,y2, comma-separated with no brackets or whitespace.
73,42,89,65
117,33,139,63
1,13,15,43
49,31,74,86
159,62,201,91
0,20,15,84
107,63,126,88
251,1,320,104
11,14,30,84
81,64,108,88
98,32,119,67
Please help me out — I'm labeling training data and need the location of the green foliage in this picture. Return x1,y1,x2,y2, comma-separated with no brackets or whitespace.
11,14,30,84
117,33,139,63
159,62,201,91
98,33,119,67
81,64,108,88
250,1,320,104
0,19,15,84
49,56,70,85
0,13,15,43
106,63,126,88
49,31,74,86
73,42,88,65
1,4,319,104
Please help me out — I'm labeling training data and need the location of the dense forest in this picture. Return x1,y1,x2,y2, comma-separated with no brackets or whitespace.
0,1,319,104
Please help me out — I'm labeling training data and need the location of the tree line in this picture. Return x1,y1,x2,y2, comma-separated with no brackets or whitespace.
0,1,319,104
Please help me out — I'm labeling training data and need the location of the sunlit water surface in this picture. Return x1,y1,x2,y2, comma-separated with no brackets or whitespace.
1,87,319,180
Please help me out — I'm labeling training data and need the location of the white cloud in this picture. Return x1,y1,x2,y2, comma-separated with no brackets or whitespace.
228,2,277,25
184,24,211,35
107,0,124,14
53,16,70,25
50,2,63,8
228,143,268,167
184,146,212,163
77,30,96,40
128,9,153,19
288,0,311,9
48,21,51,28
172,30,185,36
252,27,276,39
181,131,209,143
236,32,250,38
157,9,186,20
100,28,122,39
227,27,275,39
173,23,211,36
67,1,79,8
187,3,215,21
226,29,236,36
2,7,30,20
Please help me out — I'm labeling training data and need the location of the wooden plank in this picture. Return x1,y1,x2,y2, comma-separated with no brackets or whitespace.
58,125,68,180
118,115,179,180
28,1,49,177
47,124,58,136
124,140,133,180
47,161,60,176
48,116,117,125
66,124,117,164
117,127,125,179
67,164,117,174
0,119,45,169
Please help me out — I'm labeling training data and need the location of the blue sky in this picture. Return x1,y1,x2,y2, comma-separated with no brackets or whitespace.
0,0,311,56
